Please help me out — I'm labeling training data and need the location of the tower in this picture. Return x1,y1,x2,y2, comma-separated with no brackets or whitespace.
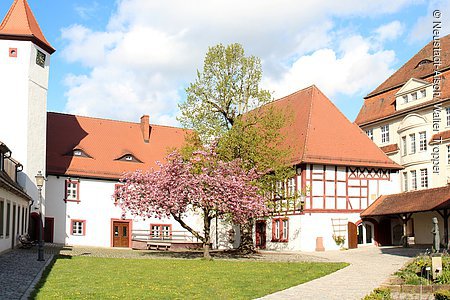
0,0,55,213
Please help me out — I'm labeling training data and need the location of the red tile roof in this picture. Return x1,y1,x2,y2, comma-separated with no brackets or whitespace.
355,34,450,125
380,144,399,154
268,85,401,169
46,112,190,180
431,130,450,144
368,34,450,97
361,185,450,217
0,0,55,54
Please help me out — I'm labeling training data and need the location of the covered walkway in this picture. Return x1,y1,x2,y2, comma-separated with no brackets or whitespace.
361,185,450,247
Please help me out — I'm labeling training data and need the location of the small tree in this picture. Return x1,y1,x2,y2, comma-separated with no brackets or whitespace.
114,148,267,258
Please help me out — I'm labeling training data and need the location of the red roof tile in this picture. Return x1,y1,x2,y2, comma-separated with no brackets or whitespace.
380,144,399,154
356,34,450,125
46,112,189,180
431,130,450,144
0,0,55,53
368,34,450,97
361,185,450,217
355,71,450,125
268,86,401,169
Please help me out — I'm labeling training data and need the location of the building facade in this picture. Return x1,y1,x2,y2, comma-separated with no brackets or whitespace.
0,142,31,253
0,0,55,238
255,86,401,251
357,35,450,246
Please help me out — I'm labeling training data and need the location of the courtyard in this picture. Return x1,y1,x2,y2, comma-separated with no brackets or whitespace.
0,245,425,299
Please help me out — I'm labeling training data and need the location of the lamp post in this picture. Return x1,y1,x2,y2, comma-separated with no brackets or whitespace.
35,171,45,261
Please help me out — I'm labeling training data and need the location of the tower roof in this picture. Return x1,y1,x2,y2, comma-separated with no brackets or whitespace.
0,0,55,54
269,85,401,169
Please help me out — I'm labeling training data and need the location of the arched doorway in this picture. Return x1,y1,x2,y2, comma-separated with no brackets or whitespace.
357,221,374,245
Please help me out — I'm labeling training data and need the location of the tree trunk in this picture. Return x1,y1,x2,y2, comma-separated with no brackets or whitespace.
238,221,255,254
203,213,212,259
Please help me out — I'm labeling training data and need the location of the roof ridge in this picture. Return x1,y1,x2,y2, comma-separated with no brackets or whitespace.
47,111,186,130
301,86,315,162
365,39,432,98
0,0,55,54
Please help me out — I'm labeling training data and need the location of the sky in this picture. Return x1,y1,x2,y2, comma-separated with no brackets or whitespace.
1,0,449,126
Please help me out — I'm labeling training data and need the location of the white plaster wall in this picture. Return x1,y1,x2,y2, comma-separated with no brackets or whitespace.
264,212,363,252
0,40,50,218
0,188,30,254
361,99,450,191
45,175,206,247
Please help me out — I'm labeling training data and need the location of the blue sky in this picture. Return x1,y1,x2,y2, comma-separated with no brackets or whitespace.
1,0,449,125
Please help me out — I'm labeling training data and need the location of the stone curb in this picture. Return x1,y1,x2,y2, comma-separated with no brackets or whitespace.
20,254,55,300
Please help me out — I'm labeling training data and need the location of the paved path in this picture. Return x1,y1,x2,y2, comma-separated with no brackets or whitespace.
0,247,58,300
259,246,425,300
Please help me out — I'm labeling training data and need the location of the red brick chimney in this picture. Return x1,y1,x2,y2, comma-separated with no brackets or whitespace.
140,115,150,143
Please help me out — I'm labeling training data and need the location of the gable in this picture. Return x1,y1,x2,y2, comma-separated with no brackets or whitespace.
267,86,401,169
395,78,429,95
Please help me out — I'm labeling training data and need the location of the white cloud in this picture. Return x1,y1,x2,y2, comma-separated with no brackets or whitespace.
60,0,417,125
264,35,396,99
374,21,404,42
409,0,450,43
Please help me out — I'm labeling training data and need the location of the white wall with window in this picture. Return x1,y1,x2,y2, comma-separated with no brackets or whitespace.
45,175,210,248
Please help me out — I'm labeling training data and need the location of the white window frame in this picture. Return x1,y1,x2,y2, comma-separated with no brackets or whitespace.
447,107,450,127
402,95,408,104
448,145,450,164
65,180,79,201
419,132,427,151
402,136,407,156
411,92,417,101
287,177,296,198
410,134,416,154
403,172,408,192
411,170,417,190
381,125,390,143
71,220,85,236
420,89,426,98
420,169,428,188
365,129,373,140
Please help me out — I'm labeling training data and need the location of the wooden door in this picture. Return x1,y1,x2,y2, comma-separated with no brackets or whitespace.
348,222,358,249
113,221,130,247
44,217,54,243
255,221,266,249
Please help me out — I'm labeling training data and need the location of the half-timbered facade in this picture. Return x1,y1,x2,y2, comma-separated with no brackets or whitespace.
255,86,401,252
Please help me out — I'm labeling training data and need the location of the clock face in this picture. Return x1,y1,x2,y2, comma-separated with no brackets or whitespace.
36,50,46,68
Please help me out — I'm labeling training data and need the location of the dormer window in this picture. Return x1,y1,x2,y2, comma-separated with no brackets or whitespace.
411,92,417,101
68,149,91,158
116,154,142,163
402,95,408,104
420,89,426,98
415,59,432,68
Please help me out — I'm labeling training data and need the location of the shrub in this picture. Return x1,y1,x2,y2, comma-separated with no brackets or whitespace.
363,288,392,300
435,290,450,300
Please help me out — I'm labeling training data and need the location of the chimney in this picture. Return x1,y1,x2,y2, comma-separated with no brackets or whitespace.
140,115,150,143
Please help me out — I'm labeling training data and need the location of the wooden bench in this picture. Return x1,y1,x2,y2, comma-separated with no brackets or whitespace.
146,242,170,251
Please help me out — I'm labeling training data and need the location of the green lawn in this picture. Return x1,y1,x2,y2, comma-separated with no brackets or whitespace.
34,256,347,299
